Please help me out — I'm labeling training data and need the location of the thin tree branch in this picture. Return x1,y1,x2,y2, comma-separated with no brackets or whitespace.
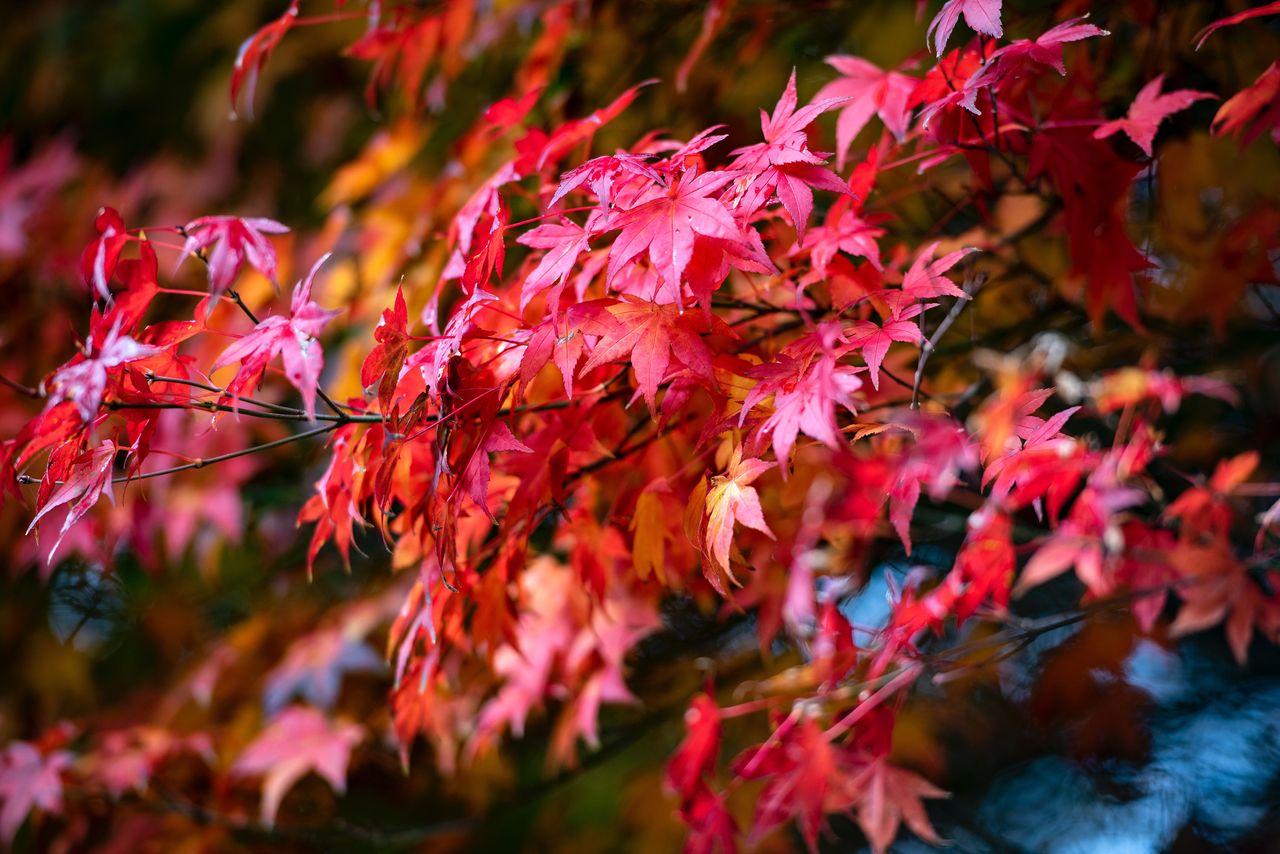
0,373,41,398
912,273,984,409
146,373,303,415
114,424,339,483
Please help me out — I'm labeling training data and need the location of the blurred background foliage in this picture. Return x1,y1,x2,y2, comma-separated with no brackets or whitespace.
2,1,1280,851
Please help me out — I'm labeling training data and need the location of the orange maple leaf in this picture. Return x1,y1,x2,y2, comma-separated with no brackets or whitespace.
703,449,775,593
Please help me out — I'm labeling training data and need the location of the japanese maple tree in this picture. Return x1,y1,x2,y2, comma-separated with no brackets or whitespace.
1,0,1279,851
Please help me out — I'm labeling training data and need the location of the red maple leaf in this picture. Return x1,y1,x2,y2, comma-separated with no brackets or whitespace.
344,13,444,110
1168,543,1268,664
27,439,122,564
530,80,656,173
1094,74,1216,156
576,296,718,412
212,253,340,419
1193,1,1280,49
1028,120,1153,327
453,419,533,518
79,206,129,301
231,706,364,827
1164,451,1258,544
517,314,586,399
731,716,848,851
854,759,948,854
298,425,367,575
951,505,1017,623
359,285,411,412
180,215,289,309
667,694,723,803
230,0,300,119
682,785,739,854
1212,61,1280,147
1014,464,1148,597
912,41,995,130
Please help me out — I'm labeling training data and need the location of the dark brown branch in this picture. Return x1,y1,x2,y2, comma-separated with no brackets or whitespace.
146,373,302,415
115,424,339,484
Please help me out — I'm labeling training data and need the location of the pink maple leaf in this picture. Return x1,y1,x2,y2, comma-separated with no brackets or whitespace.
705,449,776,584
605,168,771,304
815,57,917,170
900,241,973,301
804,203,886,274
516,219,591,311
1194,1,1280,50
213,253,340,419
846,304,927,390
84,728,213,800
928,0,1003,56
958,17,1110,113
729,71,850,239
44,317,162,423
180,215,290,309
232,706,363,827
0,740,73,846
549,152,660,209
1094,74,1217,157
263,629,384,714
889,413,978,553
989,16,1109,77
741,329,863,467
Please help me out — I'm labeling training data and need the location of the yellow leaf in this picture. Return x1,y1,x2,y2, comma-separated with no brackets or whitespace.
630,489,668,584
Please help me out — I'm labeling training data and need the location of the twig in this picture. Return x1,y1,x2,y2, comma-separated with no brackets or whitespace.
825,664,921,740
0,373,41,398
912,273,984,409
146,373,302,415
114,424,339,484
